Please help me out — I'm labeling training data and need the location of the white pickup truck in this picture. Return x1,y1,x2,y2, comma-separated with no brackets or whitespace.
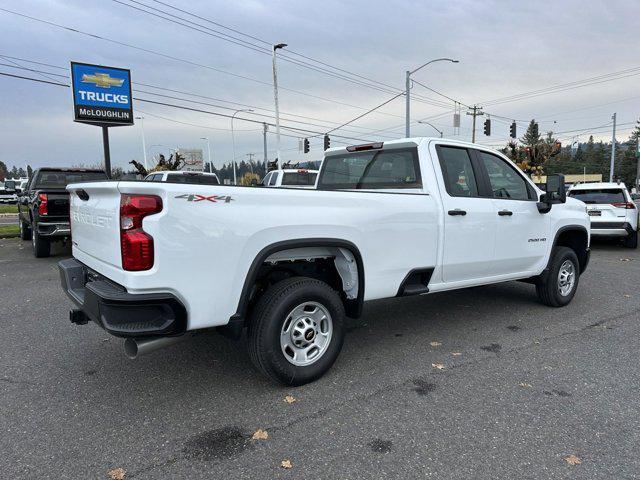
59,138,590,385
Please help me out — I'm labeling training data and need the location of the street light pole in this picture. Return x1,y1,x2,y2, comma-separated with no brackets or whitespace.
272,43,287,170
417,120,443,138
200,137,212,173
405,58,458,137
135,116,148,170
231,109,253,185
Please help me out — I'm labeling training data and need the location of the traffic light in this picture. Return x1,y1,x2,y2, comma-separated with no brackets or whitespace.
323,134,331,151
533,122,539,137
303,138,310,154
509,121,517,138
483,119,491,136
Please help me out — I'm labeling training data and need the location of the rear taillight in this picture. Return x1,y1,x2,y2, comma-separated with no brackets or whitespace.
38,193,48,215
120,194,163,271
611,202,636,209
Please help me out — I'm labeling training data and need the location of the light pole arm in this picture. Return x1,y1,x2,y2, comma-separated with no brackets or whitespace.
409,57,458,75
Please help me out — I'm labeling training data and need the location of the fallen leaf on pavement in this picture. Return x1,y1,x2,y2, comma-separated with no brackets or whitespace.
451,352,462,357
430,341,442,347
624,294,630,298
251,429,268,440
281,459,293,469
564,454,582,466
284,395,296,404
432,363,445,370
619,258,631,262
519,382,532,388
107,468,126,480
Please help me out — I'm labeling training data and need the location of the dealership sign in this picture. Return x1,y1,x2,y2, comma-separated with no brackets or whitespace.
70,62,133,125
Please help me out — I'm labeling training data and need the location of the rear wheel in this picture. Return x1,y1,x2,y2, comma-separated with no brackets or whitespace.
19,220,32,241
247,277,345,386
536,246,579,307
32,228,50,258
624,230,638,249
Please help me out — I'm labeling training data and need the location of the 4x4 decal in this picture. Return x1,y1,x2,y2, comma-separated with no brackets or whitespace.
175,194,234,203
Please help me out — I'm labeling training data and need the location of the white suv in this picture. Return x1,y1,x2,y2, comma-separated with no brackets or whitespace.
568,182,638,248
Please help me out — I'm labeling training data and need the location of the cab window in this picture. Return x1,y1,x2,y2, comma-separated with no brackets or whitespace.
269,172,278,186
477,151,530,200
436,146,479,197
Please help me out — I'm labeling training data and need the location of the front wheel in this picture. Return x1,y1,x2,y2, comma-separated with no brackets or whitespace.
536,246,579,307
19,220,32,241
247,277,345,386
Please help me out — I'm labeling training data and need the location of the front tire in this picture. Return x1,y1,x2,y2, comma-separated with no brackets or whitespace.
19,220,32,241
247,277,345,386
536,246,579,307
624,230,638,249
32,229,51,258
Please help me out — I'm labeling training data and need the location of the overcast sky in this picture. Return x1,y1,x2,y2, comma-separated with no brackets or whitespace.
1,0,638,171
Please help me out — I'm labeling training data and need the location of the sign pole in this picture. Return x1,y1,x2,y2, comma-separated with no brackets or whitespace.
102,126,112,178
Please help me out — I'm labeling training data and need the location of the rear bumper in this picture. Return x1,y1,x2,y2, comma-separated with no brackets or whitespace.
58,258,187,338
590,221,635,237
37,221,71,237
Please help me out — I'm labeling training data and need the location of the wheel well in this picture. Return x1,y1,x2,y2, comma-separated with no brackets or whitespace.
554,228,589,273
229,240,364,333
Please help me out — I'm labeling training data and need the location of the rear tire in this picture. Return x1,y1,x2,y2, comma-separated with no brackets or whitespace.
32,228,50,258
624,230,638,249
247,277,345,386
536,246,579,307
19,220,32,241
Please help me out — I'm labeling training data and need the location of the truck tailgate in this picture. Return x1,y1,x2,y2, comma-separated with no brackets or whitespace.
68,182,122,269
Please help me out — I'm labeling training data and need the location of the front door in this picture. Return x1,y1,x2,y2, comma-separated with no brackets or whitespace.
474,150,549,275
435,145,497,283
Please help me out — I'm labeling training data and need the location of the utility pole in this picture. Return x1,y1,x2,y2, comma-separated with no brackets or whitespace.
466,105,484,143
262,123,268,172
610,112,617,182
101,127,111,178
272,43,287,170
246,153,255,174
635,136,640,192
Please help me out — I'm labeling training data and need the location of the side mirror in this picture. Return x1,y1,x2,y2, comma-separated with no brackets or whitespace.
537,174,566,213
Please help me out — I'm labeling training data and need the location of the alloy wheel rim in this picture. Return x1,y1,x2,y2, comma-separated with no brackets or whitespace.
558,260,576,296
280,301,333,367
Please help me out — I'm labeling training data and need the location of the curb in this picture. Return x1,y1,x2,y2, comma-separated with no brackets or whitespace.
0,213,18,218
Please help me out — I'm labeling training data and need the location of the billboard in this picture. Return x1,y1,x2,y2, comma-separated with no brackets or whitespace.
178,149,204,171
70,62,133,125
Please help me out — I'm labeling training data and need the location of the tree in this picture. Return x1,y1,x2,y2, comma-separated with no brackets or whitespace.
27,165,33,179
503,124,557,176
0,161,7,182
520,119,542,147
129,152,185,177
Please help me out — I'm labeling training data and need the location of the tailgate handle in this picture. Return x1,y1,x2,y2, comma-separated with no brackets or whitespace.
76,189,90,201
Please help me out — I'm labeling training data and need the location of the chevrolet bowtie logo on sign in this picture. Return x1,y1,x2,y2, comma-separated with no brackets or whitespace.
71,62,134,125
81,73,125,88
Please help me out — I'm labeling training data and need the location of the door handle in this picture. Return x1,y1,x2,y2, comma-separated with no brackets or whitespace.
498,210,513,216
448,209,467,216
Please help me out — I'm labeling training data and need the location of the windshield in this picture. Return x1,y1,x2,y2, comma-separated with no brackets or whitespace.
4,180,16,190
166,173,219,185
34,171,107,189
318,148,421,190
568,188,626,204
282,172,317,186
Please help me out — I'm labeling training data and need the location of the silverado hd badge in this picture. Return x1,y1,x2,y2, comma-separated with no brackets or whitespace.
175,194,234,203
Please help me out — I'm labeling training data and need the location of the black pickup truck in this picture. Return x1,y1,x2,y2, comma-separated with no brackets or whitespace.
18,168,107,257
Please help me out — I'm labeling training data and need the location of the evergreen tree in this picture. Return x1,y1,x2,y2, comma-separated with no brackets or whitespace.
520,120,542,147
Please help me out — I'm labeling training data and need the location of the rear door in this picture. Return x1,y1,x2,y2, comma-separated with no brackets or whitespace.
474,149,549,275
434,145,497,283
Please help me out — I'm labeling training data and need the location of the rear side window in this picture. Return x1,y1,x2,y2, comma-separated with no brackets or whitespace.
478,151,530,200
436,146,479,197
269,173,278,186
166,174,220,185
318,148,421,190
282,172,318,186
568,189,626,204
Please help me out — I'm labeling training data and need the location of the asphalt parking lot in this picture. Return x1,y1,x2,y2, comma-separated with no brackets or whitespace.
1,238,638,479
